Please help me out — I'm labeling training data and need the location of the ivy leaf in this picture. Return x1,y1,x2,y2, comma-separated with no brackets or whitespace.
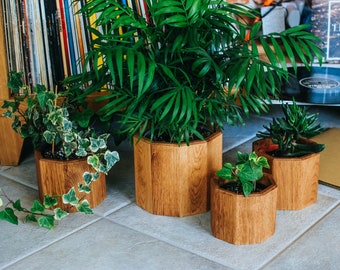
83,172,95,186
13,199,24,211
105,150,120,172
77,200,93,214
0,208,19,225
31,200,45,213
78,183,92,193
216,163,234,180
62,187,79,205
43,195,58,208
54,208,69,220
241,181,255,197
89,137,106,152
37,215,55,229
87,155,100,170
25,213,38,223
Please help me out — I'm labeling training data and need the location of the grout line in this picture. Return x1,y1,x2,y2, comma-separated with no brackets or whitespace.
0,171,38,191
0,216,104,270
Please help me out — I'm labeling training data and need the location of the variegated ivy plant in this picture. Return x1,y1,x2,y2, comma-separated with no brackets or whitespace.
0,72,120,229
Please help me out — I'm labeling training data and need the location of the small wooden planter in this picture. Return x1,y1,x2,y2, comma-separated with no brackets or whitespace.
34,151,106,212
210,173,277,245
253,138,320,210
133,132,222,217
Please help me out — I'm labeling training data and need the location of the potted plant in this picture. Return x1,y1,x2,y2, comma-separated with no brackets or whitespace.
210,151,277,245
64,0,323,216
253,100,325,210
1,71,120,214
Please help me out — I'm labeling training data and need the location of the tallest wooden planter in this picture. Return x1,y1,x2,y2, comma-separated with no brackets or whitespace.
133,132,222,217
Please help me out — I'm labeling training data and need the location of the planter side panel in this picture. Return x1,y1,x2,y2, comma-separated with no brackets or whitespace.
35,151,106,212
133,136,153,213
272,153,320,210
147,142,208,216
134,132,222,217
253,138,320,210
211,176,277,245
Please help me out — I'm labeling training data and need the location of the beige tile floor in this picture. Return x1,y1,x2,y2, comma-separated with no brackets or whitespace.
1,105,340,270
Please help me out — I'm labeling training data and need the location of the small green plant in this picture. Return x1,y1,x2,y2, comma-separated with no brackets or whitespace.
216,151,270,197
0,187,93,229
256,100,325,157
0,72,120,229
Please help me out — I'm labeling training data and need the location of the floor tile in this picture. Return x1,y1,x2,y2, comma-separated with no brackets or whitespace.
106,192,338,270
0,176,101,269
0,156,37,190
263,204,340,270
4,219,231,270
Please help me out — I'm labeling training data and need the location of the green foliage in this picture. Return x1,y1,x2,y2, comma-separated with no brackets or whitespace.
65,0,324,145
0,186,99,229
256,100,325,157
1,72,120,229
216,151,269,197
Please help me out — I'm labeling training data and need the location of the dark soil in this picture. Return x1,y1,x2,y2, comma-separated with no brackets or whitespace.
220,181,268,194
41,146,80,161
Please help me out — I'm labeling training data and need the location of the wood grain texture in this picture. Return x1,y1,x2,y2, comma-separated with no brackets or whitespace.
35,150,106,212
253,138,320,210
0,115,24,165
134,132,222,217
210,174,277,245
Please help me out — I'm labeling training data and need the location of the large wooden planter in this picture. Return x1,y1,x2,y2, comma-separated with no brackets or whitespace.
210,173,277,245
253,138,320,210
34,151,106,212
133,131,222,217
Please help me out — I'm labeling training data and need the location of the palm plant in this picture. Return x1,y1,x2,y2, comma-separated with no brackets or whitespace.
65,0,324,145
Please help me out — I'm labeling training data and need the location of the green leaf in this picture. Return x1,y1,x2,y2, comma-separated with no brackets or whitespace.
83,172,95,185
25,213,38,223
77,200,93,214
89,137,106,152
13,199,24,211
104,150,120,172
62,188,79,205
78,183,92,193
87,155,100,171
241,181,254,197
0,208,19,225
54,208,69,220
216,163,234,180
43,130,56,144
43,195,58,208
31,200,45,213
37,215,55,229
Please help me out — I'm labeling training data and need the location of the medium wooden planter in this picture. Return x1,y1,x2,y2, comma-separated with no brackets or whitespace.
253,138,320,210
210,173,277,245
34,151,106,212
133,131,222,217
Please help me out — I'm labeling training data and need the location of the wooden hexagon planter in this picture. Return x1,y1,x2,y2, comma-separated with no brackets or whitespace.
34,150,106,213
210,173,277,245
253,138,320,210
133,131,222,217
